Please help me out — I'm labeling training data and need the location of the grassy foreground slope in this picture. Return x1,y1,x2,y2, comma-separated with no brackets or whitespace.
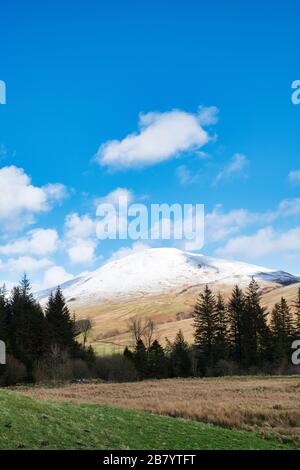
0,390,295,450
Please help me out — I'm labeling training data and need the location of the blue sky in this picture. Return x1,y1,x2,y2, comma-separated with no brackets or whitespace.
0,0,300,289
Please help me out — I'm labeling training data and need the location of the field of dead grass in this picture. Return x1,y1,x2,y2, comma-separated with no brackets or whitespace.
15,376,300,447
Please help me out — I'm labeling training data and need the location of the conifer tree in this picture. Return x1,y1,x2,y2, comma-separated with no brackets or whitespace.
148,340,167,378
271,297,294,363
271,302,287,362
193,285,217,368
242,279,269,367
214,292,229,362
293,288,300,335
45,287,76,353
170,330,190,377
134,339,148,379
9,275,48,375
227,285,245,364
0,285,9,344
280,297,295,338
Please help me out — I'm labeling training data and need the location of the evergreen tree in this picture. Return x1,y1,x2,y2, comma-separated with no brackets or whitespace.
123,346,134,361
293,288,300,335
271,302,287,363
170,330,191,377
134,339,148,379
228,285,245,364
0,285,9,343
9,275,48,376
148,340,167,378
214,292,229,362
45,287,76,353
280,297,295,338
271,297,294,363
193,285,217,368
242,279,269,367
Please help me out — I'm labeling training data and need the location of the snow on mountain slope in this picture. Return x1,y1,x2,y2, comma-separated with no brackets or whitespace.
36,248,300,306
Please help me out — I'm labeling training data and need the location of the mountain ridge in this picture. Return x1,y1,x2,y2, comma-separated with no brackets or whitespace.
37,248,300,307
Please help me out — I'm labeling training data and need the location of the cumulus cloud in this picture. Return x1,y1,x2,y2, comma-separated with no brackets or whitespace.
42,265,74,289
96,108,216,169
67,239,97,264
205,205,261,243
96,187,134,206
4,256,53,273
65,213,96,240
203,198,300,246
0,229,59,256
0,166,67,229
214,153,249,185
216,227,300,259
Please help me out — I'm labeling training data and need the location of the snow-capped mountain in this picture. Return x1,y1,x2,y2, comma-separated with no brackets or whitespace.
36,248,300,307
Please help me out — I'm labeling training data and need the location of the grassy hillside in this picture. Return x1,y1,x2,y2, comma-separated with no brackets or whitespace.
0,390,294,450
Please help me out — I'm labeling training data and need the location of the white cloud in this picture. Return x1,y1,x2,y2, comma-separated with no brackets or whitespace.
288,170,300,185
0,166,67,229
4,256,52,273
204,198,300,246
0,229,59,256
67,239,97,264
64,212,99,265
216,226,300,259
42,265,74,289
205,205,261,243
43,183,68,201
96,187,134,206
97,108,215,169
65,213,96,239
214,153,249,185
275,198,300,218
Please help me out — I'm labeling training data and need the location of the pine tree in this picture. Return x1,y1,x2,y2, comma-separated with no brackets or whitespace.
0,285,9,344
293,288,300,335
227,285,245,364
170,330,190,377
9,275,48,375
123,346,134,361
214,292,229,362
45,287,76,353
193,285,217,368
148,340,167,378
134,339,148,379
271,297,294,363
271,302,287,362
280,297,295,338
242,279,269,367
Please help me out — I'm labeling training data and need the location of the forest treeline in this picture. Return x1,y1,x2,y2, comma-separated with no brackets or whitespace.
0,276,95,385
124,279,300,379
0,276,300,385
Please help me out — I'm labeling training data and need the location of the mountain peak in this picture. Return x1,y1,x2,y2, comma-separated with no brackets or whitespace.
36,248,300,307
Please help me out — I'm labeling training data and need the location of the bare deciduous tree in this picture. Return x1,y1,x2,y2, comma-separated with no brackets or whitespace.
128,316,157,348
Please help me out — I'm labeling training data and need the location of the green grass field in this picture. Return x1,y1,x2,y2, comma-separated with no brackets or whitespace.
0,390,296,450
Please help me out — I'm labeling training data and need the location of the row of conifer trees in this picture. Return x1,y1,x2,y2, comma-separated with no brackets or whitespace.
124,279,300,378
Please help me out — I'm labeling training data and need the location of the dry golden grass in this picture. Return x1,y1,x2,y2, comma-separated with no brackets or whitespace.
16,376,300,446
